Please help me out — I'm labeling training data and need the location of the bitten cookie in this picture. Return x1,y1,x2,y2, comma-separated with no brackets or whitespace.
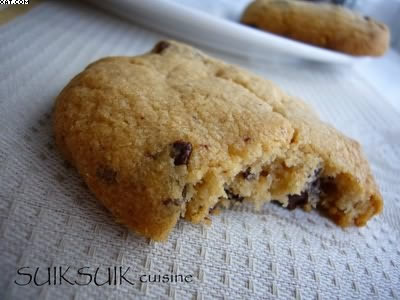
53,40,383,241
241,0,390,56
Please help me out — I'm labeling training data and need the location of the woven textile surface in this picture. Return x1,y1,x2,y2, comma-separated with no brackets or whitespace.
0,1,400,299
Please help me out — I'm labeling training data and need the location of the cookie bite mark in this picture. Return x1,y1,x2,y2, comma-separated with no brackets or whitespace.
152,41,170,54
171,141,193,166
96,165,117,184
188,143,376,226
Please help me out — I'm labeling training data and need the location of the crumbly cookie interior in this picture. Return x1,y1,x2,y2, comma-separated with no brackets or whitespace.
179,137,369,227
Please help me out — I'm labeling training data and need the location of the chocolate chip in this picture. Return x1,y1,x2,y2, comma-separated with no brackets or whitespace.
271,200,281,206
162,199,172,205
96,165,117,184
243,137,251,143
275,169,327,211
260,170,269,177
162,198,182,206
246,23,258,29
224,188,244,203
171,141,192,166
287,191,308,210
81,181,88,189
320,177,337,195
63,160,72,170
153,41,170,54
313,168,323,178
241,167,256,180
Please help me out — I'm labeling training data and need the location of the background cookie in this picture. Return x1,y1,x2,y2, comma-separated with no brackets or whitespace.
241,0,390,56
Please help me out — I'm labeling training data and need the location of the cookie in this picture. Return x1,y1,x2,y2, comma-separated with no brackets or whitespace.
53,40,383,241
241,0,390,56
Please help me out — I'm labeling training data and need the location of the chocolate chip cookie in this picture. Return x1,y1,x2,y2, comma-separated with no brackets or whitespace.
53,40,383,241
241,0,390,56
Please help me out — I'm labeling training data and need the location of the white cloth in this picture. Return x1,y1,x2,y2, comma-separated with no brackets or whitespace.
0,1,399,299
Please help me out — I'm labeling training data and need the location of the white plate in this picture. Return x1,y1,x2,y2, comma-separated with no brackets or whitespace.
85,0,367,65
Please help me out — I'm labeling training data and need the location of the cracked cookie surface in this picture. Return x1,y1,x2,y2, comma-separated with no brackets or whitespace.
53,40,383,241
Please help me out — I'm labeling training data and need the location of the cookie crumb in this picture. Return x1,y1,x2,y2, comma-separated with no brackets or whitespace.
287,192,308,210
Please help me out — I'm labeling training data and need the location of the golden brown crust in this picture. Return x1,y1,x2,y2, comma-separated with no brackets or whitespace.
53,40,383,241
241,0,390,56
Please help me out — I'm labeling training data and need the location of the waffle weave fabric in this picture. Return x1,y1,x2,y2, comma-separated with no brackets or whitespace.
0,1,399,299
